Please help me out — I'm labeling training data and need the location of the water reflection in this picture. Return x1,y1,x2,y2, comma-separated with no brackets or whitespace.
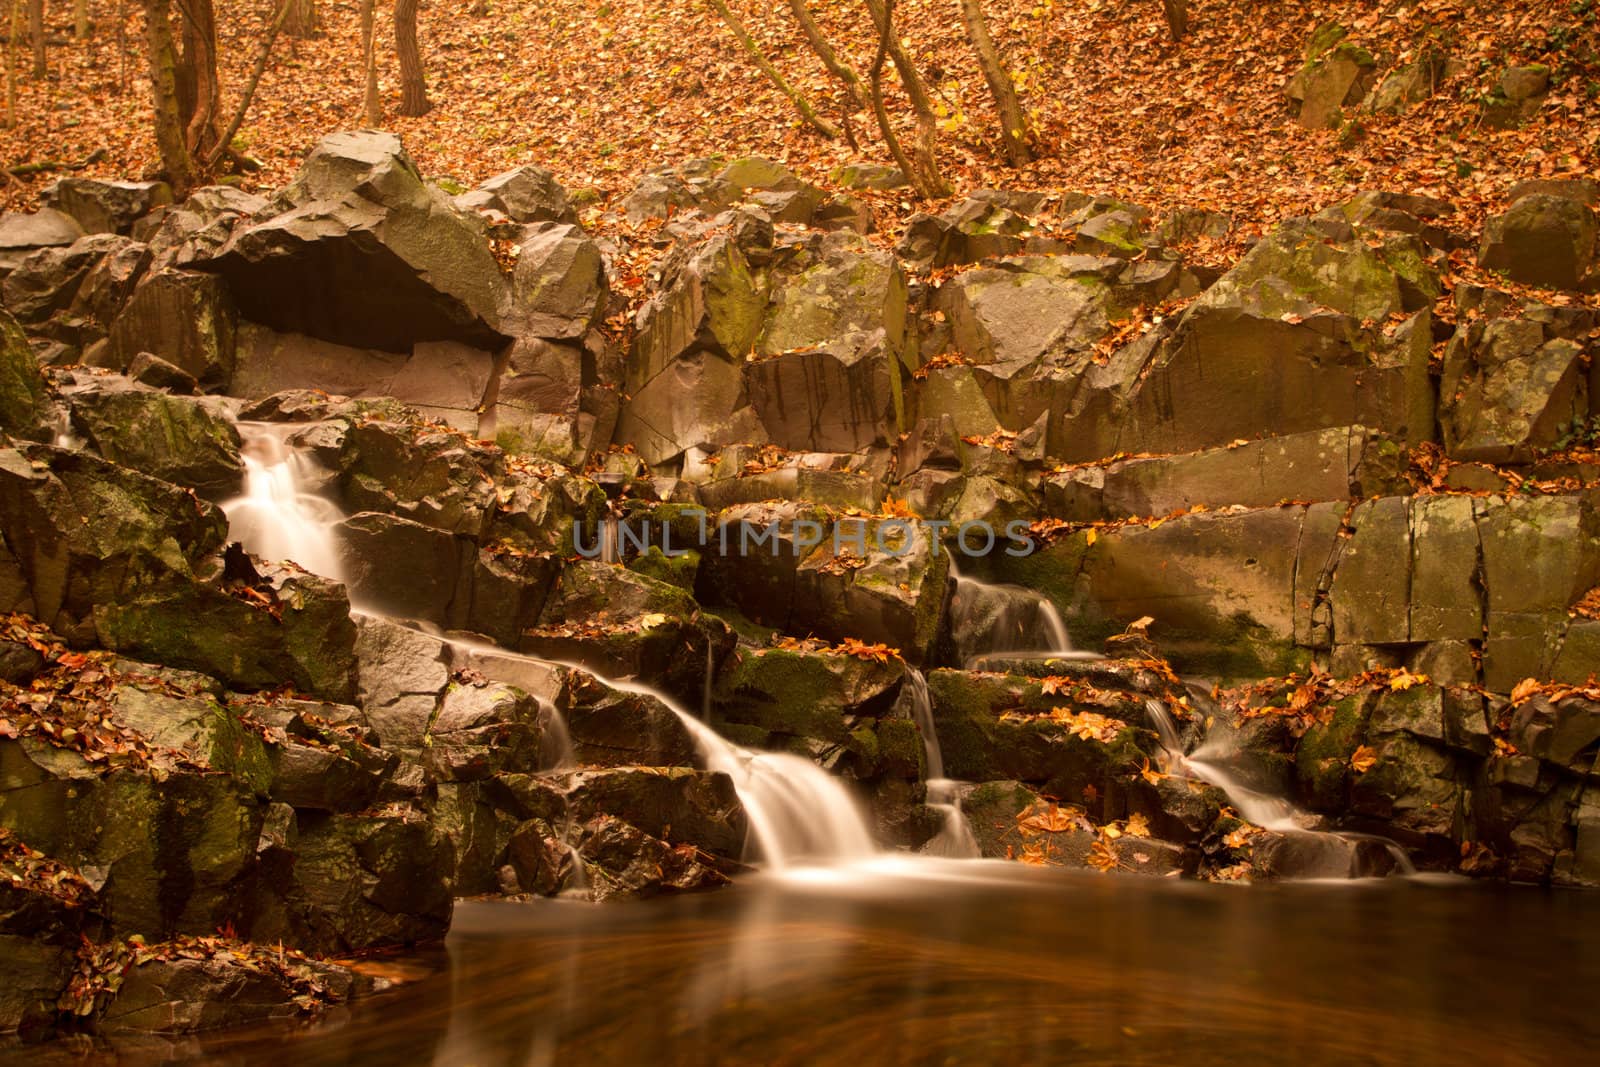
11,865,1599,1066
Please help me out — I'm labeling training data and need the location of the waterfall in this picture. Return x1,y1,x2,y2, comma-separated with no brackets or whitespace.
599,673,878,868
946,558,1089,666
221,423,346,582
904,668,980,858
1143,699,1415,876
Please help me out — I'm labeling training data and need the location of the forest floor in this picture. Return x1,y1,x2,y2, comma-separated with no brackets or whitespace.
1,0,1598,247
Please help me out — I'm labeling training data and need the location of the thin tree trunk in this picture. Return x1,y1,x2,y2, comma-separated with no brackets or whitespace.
143,0,196,194
205,0,293,168
1160,0,1187,42
176,0,222,160
394,0,429,116
26,0,41,77
785,0,862,110
73,0,86,39
361,0,378,123
5,0,20,126
865,0,921,198
956,0,1030,166
706,0,838,140
864,0,947,197
284,0,316,38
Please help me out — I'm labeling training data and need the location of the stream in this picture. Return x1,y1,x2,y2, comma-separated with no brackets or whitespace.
15,867,1597,1066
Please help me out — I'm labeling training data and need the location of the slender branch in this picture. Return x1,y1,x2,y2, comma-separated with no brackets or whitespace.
865,0,947,197
706,0,839,140
204,0,293,169
865,0,919,197
784,0,862,110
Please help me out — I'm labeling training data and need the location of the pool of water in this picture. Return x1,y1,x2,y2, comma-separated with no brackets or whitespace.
14,860,1599,1065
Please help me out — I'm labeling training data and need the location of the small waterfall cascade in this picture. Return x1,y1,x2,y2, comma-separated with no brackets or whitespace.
1144,699,1415,876
946,558,1089,666
606,674,879,868
221,422,346,582
905,668,980,858
49,408,84,450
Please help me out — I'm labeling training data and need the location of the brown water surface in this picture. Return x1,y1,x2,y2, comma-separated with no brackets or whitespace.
10,861,1595,1066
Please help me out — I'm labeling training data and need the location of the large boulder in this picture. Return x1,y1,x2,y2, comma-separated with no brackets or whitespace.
620,226,769,464
64,381,244,497
103,268,238,388
0,233,130,327
42,178,173,236
0,208,84,275
1479,193,1597,291
203,131,509,352
1439,296,1592,461
1049,219,1436,461
0,443,228,642
454,164,578,226
504,222,606,339
0,310,51,442
1285,26,1377,129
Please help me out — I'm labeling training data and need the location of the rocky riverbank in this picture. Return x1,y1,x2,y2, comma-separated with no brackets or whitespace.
1,125,1598,1038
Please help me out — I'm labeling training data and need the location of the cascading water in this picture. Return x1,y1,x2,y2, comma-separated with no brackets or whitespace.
946,558,1088,667
904,667,980,858
1143,699,1414,876
221,423,347,582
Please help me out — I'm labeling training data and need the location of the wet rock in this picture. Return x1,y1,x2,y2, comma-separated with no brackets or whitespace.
713,646,907,762
0,443,228,642
0,752,261,940
925,669,1154,809
1479,194,1597,291
575,814,730,901
95,560,360,704
126,352,200,394
791,518,951,664
455,164,578,226
558,671,699,768
521,611,731,714
424,682,548,782
96,953,355,1034
103,269,238,389
0,310,52,442
203,131,508,352
689,446,888,512
250,810,452,952
0,208,84,275
339,421,499,536
336,512,556,648
1319,190,1465,251
64,382,243,497
566,768,747,860
42,179,173,236
1249,830,1402,880
0,935,73,1035
352,614,451,751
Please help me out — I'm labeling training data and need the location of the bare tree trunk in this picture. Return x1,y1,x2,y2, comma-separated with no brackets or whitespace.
176,0,223,160
394,0,429,116
785,0,861,110
205,0,293,168
143,0,196,194
864,0,947,197
1160,0,1187,42
283,0,316,38
26,0,41,77
707,0,837,139
865,1,921,198
5,0,20,126
361,0,379,123
956,0,1030,166
72,0,86,39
